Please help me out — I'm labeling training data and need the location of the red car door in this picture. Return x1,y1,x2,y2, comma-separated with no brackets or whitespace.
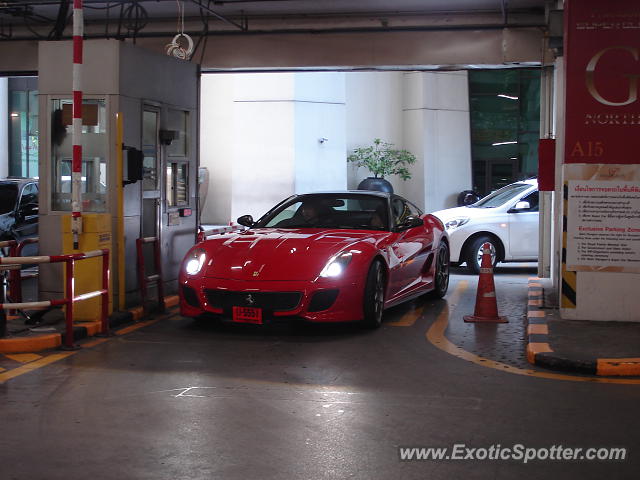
386,198,434,300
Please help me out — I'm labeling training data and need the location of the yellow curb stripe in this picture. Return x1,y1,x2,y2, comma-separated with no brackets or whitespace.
529,282,542,287
0,352,76,384
129,306,144,321
528,299,542,306
164,295,179,308
527,310,545,318
527,324,549,335
526,343,553,364
0,334,62,354
74,321,102,336
5,353,43,363
597,358,640,376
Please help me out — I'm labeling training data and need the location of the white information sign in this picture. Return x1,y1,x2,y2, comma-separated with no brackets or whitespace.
567,180,640,270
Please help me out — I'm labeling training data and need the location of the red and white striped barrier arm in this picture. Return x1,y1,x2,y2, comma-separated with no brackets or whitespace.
72,0,84,249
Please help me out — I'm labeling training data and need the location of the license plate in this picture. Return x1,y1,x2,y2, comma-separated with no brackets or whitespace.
232,306,263,324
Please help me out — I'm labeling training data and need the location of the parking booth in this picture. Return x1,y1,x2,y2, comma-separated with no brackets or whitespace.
37,39,199,317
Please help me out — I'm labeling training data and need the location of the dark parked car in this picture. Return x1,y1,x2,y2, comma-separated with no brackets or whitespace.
0,178,38,248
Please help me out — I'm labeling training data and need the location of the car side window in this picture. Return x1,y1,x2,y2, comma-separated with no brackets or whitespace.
521,191,539,212
392,197,418,227
19,183,39,213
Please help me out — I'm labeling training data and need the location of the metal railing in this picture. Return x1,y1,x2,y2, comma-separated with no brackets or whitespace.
0,249,110,349
136,237,165,315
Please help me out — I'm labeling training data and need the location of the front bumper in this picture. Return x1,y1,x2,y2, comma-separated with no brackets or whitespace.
179,274,367,323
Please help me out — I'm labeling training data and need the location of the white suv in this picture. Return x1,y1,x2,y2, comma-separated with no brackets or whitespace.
432,179,538,273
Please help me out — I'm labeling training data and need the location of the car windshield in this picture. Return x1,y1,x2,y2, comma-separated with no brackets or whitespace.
258,194,389,231
471,183,532,208
0,184,18,215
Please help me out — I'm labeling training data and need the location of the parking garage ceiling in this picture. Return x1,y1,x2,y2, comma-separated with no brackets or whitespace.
1,0,549,41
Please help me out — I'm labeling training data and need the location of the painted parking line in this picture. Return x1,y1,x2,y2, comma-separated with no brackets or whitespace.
425,281,640,385
387,306,425,327
0,310,177,384
0,352,76,383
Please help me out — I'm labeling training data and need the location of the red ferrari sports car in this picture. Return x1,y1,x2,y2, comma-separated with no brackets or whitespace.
179,191,449,328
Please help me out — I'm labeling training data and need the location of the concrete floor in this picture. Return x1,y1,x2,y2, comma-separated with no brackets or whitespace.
1,266,639,479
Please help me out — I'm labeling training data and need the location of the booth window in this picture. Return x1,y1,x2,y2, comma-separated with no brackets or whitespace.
50,99,107,212
167,162,188,206
142,109,159,191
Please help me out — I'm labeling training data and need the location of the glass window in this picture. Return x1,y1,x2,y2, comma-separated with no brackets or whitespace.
166,162,188,207
8,77,39,178
391,198,418,226
142,110,159,191
0,184,19,215
468,69,541,195
50,98,107,212
167,109,188,158
260,194,388,231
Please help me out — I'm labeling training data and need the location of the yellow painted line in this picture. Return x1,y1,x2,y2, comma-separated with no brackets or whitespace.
387,305,425,327
597,358,640,376
527,310,545,318
0,352,76,384
5,353,43,363
426,281,640,384
527,324,549,335
81,338,110,349
115,318,159,336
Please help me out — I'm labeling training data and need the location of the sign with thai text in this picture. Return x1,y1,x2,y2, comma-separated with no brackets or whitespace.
567,179,640,271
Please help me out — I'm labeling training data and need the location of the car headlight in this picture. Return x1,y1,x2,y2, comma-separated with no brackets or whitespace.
184,248,207,275
320,252,353,278
444,217,470,231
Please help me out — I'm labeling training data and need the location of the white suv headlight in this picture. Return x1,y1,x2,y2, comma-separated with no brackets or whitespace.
444,217,470,230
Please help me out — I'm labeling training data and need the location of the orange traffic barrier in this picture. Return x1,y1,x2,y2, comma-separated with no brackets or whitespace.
464,242,508,323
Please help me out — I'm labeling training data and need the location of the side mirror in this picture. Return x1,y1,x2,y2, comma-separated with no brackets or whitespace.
123,146,143,186
509,201,530,212
237,215,255,227
396,216,424,231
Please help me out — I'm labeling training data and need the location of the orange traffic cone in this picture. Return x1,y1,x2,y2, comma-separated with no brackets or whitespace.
464,242,508,323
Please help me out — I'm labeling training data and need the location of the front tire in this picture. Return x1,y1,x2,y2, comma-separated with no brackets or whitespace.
362,260,385,329
465,236,498,274
428,242,450,298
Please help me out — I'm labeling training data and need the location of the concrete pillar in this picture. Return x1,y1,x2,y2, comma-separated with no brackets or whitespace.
201,72,347,223
402,71,472,213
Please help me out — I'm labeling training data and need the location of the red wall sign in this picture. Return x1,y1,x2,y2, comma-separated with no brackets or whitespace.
564,0,640,164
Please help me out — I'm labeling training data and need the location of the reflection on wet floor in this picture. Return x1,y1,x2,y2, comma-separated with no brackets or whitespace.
444,264,537,369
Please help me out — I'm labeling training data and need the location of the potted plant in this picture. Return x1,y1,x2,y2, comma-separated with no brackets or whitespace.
347,138,416,193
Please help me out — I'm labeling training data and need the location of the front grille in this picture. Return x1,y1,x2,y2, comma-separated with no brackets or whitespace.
181,285,200,308
205,289,302,312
